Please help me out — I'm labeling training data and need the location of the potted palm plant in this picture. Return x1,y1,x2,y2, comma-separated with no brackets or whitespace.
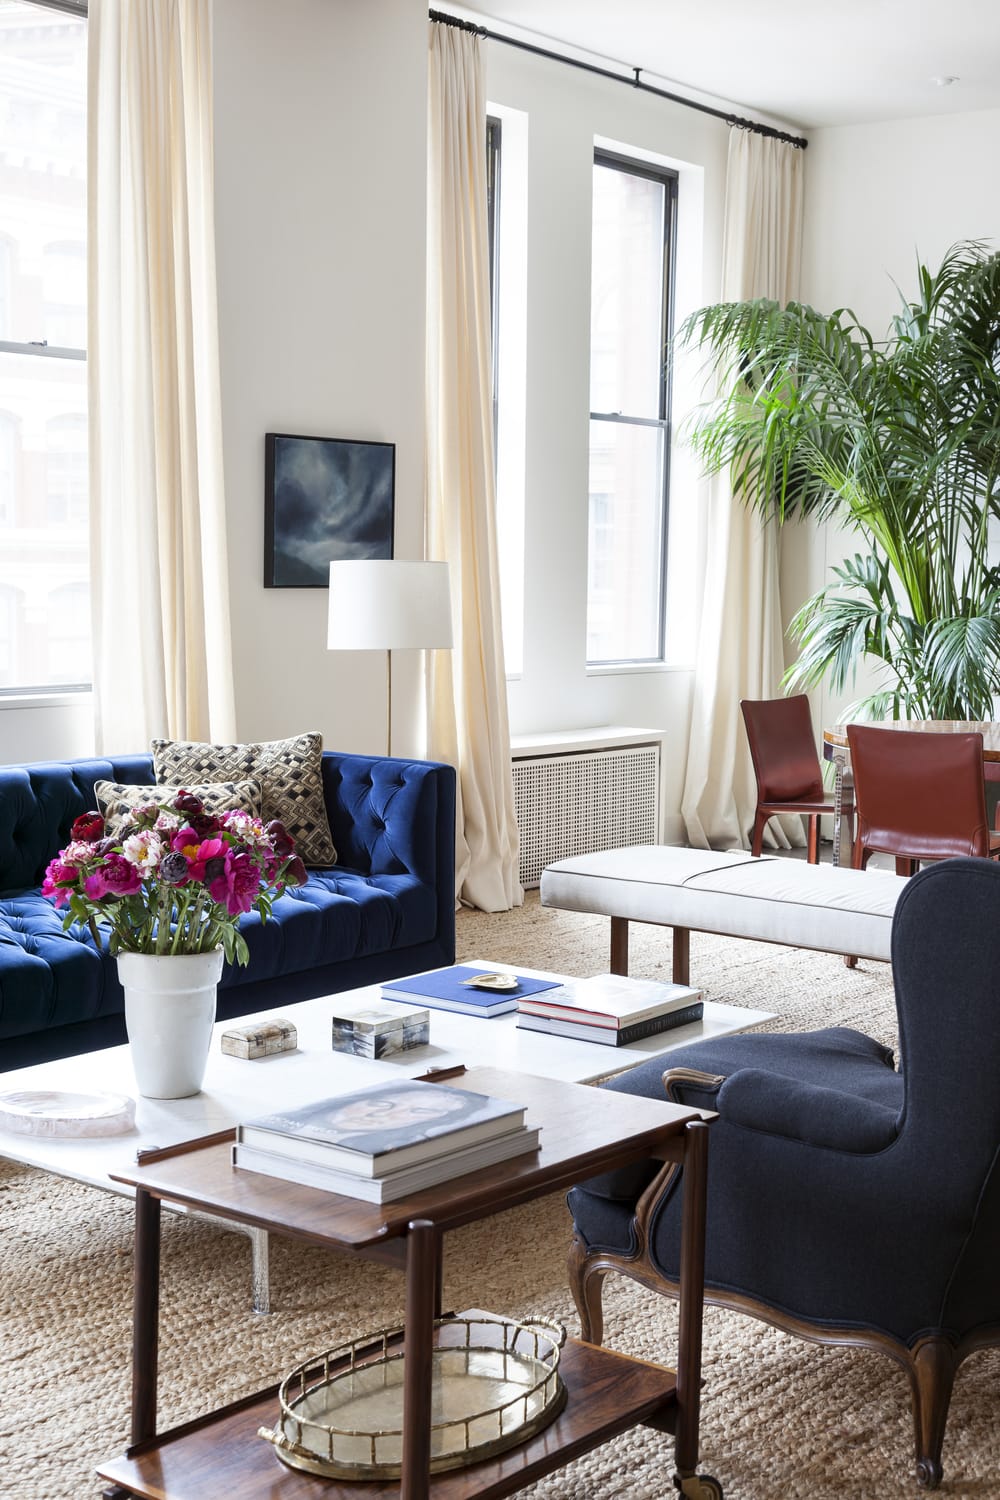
678,240,1000,720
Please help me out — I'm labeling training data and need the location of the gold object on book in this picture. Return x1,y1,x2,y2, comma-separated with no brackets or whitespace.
460,972,519,991
258,1313,566,1478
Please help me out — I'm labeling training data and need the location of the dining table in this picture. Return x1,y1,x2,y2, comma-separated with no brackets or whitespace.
822,720,1000,866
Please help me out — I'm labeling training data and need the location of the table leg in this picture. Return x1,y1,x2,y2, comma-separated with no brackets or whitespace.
673,1119,709,1481
610,916,629,975
248,1225,270,1315
401,1218,440,1500
132,1188,162,1446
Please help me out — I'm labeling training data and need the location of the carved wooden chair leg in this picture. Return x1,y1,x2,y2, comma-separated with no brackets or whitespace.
907,1335,958,1489
567,1232,608,1345
750,810,769,857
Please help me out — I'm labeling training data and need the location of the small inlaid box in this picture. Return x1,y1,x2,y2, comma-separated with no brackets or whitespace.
330,1004,430,1059
221,1018,298,1059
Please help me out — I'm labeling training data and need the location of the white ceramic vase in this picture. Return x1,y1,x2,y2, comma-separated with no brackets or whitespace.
117,949,225,1099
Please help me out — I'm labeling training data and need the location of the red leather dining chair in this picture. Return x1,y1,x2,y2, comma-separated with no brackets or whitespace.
741,694,853,862
846,724,1000,875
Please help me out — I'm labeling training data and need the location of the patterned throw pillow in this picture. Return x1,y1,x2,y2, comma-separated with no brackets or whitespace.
95,778,263,835
150,731,336,867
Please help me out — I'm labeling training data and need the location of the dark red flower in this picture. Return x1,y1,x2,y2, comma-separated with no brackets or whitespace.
71,811,105,843
266,820,296,859
172,790,207,817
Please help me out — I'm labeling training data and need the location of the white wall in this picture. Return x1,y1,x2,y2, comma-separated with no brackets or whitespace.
213,0,429,756
785,105,1000,733
481,42,729,832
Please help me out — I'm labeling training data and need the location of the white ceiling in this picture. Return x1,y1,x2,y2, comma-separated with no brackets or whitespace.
450,0,1000,131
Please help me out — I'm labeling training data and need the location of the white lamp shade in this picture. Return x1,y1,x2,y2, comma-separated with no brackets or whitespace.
327,560,453,651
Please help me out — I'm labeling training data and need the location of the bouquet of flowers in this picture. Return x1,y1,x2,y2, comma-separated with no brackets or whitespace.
42,791,308,966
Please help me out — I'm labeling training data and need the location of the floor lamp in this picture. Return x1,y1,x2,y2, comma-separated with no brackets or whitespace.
326,559,453,756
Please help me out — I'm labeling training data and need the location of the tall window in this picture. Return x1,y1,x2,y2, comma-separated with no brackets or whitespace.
0,0,89,694
587,151,677,665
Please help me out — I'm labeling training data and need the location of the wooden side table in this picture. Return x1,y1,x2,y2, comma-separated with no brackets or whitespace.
97,1066,719,1500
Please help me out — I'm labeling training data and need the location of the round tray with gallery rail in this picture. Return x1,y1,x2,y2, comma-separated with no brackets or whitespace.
257,1313,567,1479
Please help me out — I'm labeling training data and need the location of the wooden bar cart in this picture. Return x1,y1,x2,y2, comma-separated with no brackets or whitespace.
97,1066,721,1500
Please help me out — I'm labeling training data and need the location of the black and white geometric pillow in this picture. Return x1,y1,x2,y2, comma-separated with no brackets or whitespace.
94,778,263,835
150,732,336,867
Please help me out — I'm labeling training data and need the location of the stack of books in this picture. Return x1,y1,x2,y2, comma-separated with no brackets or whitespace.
380,963,563,1017
232,1078,539,1202
517,973,704,1047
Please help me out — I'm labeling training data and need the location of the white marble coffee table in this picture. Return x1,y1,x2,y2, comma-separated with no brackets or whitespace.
0,960,771,1310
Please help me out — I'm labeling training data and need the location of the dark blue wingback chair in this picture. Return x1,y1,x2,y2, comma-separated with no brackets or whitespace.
567,857,1000,1489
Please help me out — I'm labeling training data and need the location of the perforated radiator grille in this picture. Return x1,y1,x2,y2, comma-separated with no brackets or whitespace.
512,744,660,889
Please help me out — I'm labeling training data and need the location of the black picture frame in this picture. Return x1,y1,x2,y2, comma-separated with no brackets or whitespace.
264,432,396,588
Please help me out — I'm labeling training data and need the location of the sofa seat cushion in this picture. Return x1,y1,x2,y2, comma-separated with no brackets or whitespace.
0,890,109,1039
0,865,440,1036
218,869,438,988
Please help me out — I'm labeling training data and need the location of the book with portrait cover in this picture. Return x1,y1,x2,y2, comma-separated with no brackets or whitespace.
236,1078,526,1176
232,1123,541,1202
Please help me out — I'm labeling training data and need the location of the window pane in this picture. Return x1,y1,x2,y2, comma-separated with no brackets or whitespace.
0,351,89,688
587,418,665,662
0,1,89,692
589,163,665,419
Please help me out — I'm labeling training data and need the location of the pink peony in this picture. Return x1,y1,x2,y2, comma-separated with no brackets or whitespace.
208,850,262,915
83,854,143,900
41,857,80,908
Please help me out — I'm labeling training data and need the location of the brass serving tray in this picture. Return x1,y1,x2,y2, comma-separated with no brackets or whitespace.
259,1313,566,1479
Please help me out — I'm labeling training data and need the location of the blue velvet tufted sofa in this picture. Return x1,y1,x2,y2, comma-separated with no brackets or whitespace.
0,750,456,1070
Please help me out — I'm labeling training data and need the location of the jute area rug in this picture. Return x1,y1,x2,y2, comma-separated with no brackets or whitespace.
2,892,997,1500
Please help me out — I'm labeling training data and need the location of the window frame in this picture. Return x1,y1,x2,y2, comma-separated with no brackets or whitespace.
486,114,502,466
0,0,90,698
587,147,678,668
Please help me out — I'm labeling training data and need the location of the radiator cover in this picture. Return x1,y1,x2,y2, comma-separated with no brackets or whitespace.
512,742,660,889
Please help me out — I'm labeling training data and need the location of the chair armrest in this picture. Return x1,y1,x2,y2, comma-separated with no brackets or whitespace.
663,1066,725,1109
717,1069,900,1153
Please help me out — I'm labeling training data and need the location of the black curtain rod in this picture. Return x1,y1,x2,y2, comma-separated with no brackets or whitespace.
429,9,807,150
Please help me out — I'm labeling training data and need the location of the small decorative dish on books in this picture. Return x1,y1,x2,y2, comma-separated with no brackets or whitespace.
460,972,520,992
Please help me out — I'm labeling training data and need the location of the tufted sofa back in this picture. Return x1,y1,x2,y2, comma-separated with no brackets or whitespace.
0,755,155,894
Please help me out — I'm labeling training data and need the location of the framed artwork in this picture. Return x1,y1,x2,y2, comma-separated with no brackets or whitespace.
264,432,395,588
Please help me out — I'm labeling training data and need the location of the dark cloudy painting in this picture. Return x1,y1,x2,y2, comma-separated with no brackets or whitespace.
264,433,395,587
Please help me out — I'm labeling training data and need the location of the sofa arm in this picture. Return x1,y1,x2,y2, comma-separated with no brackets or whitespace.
717,1069,900,1153
320,750,456,885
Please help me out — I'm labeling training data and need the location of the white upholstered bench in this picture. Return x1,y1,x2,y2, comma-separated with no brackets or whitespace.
539,845,906,984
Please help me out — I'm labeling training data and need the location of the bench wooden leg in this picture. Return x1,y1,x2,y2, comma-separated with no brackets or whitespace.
673,927,690,985
610,916,629,975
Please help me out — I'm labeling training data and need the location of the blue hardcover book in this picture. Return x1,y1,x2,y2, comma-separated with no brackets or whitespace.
380,964,564,1017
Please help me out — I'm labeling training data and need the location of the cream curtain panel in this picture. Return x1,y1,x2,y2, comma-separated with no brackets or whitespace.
88,0,235,752
425,22,522,912
682,128,805,849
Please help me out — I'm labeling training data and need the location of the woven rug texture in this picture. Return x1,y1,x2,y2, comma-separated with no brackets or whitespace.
1,890,997,1499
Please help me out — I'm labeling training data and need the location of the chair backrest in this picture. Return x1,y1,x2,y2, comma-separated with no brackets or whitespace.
740,695,824,803
847,724,990,860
